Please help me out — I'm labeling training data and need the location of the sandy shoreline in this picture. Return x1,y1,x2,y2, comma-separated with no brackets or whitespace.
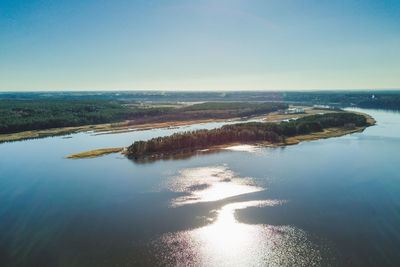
65,147,124,159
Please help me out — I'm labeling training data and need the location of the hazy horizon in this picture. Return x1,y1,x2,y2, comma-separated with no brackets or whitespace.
9,88,400,93
1,0,399,91
1,88,400,93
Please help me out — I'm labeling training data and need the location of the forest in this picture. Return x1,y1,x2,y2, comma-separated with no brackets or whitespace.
0,99,286,134
127,112,368,157
282,92,400,110
357,95,400,110
0,99,171,134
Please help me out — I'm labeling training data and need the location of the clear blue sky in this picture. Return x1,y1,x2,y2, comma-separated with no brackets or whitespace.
1,0,399,91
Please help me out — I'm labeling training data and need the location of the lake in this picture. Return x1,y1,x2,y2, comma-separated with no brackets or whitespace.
1,108,399,266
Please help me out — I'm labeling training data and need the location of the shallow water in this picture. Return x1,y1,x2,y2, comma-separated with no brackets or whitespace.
0,108,399,266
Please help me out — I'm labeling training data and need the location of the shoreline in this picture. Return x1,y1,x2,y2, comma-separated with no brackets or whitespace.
65,111,375,159
0,117,247,143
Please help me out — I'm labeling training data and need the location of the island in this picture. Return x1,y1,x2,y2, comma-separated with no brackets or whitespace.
126,112,375,159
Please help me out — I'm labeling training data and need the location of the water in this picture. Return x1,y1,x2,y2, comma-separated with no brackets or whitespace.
0,108,399,266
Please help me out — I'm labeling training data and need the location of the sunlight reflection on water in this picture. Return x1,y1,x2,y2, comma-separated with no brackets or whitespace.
153,166,322,266
223,144,262,152
161,165,263,207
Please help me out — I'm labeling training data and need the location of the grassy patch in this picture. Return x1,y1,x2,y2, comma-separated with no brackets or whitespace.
66,147,124,159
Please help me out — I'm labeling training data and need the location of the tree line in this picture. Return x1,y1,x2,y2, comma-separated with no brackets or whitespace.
283,92,400,110
183,102,288,116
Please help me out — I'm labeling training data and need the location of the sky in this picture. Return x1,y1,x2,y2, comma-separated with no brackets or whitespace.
1,0,399,91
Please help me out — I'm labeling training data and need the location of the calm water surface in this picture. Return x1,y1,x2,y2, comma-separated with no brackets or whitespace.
0,108,400,266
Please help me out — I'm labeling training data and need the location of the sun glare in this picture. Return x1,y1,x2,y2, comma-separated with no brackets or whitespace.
155,165,322,266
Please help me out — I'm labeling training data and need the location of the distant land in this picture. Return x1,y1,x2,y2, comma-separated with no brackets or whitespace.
1,90,400,109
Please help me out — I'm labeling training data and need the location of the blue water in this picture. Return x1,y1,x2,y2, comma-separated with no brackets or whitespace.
0,108,399,266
